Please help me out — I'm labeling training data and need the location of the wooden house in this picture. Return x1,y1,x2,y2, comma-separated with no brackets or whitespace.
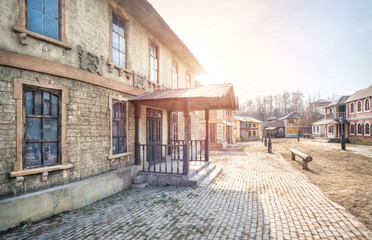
234,116,262,141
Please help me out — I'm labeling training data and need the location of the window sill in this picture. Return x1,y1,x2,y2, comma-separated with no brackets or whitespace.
13,26,72,49
10,163,73,178
107,152,133,160
107,61,131,74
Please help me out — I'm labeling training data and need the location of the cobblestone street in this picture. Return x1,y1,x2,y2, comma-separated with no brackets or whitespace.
1,150,371,239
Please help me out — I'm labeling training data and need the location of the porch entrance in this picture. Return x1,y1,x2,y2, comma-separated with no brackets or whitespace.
146,108,162,164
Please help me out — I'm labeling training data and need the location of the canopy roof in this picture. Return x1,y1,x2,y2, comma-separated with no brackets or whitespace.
130,84,238,111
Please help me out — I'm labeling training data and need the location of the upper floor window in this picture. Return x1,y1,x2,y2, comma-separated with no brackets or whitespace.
350,102,355,113
112,100,127,154
365,99,370,112
186,73,191,88
24,86,61,168
365,122,370,135
357,100,362,113
150,42,159,83
111,12,126,68
288,119,294,123
27,0,60,40
172,62,178,89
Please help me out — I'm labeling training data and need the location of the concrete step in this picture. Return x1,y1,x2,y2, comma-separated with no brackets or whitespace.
187,164,216,186
199,167,222,187
188,161,210,178
133,174,147,184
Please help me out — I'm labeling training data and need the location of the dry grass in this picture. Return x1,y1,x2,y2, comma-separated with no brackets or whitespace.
245,138,372,231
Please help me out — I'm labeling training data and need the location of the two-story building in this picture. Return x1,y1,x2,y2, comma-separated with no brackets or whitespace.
312,96,349,140
234,116,262,141
0,0,237,231
346,85,372,144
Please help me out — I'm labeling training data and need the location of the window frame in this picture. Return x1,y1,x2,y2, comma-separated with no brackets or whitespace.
11,78,71,178
350,102,355,114
23,85,61,169
357,123,363,135
365,98,370,112
108,5,129,72
149,40,159,84
365,122,370,136
357,100,362,113
108,95,130,159
13,0,71,49
350,123,355,135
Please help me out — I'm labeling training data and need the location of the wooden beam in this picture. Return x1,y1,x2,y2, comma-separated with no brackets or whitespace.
183,100,189,175
205,109,209,161
134,104,140,165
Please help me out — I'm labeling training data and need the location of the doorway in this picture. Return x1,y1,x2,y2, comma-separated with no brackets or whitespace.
146,108,162,163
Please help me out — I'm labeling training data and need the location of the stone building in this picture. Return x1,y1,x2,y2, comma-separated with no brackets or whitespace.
0,0,237,231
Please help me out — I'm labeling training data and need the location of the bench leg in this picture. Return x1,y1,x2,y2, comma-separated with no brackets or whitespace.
291,152,295,160
302,160,308,170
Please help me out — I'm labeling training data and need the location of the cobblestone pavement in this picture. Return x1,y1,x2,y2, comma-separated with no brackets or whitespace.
2,150,371,239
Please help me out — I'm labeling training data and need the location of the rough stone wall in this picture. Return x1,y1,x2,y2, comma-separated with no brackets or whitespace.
0,66,135,199
0,0,196,89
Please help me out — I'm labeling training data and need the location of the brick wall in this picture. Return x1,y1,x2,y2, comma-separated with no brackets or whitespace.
0,66,135,199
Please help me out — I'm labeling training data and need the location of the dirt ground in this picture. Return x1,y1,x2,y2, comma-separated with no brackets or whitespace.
240,138,372,231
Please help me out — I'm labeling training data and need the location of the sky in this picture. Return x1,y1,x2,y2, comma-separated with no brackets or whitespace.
148,0,372,101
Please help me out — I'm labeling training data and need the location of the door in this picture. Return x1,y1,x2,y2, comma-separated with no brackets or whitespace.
146,108,162,164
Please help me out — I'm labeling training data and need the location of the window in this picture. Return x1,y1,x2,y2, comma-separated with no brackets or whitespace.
249,124,251,127
150,42,159,83
26,0,59,40
317,126,319,132
350,123,355,134
328,125,333,133
172,62,178,89
112,100,127,154
253,131,256,136
24,86,61,168
253,124,256,128
186,73,191,88
365,99,370,112
111,12,126,68
172,113,178,140
350,102,355,113
357,123,362,135
357,100,362,113
365,123,370,135
289,119,294,123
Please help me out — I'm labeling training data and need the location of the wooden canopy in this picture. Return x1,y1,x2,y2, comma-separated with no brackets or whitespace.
130,84,238,111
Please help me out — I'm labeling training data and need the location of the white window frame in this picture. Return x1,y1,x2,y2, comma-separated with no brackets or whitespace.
357,123,363,135
350,123,355,135
365,98,370,112
350,102,355,114
357,100,362,113
364,122,370,136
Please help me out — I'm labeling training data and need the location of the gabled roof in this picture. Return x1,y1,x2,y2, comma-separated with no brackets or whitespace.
327,96,350,107
281,111,302,119
115,0,205,75
346,85,372,103
266,119,285,128
235,116,262,123
130,84,238,111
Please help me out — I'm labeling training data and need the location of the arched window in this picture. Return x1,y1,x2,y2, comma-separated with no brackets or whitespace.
357,123,363,135
357,100,362,112
350,102,355,113
350,123,355,134
365,99,370,112
365,123,370,135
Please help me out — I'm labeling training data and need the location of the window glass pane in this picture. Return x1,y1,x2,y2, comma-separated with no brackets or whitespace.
27,8,43,35
119,137,125,153
44,92,50,115
45,0,59,18
25,143,42,167
119,121,125,136
112,49,119,65
26,118,42,140
112,14,118,33
44,119,58,140
119,52,125,68
112,138,118,154
112,32,119,49
119,37,125,53
45,15,59,40
27,0,42,11
25,91,33,115
113,121,118,137
34,91,42,115
44,142,58,165
119,20,125,36
51,94,59,116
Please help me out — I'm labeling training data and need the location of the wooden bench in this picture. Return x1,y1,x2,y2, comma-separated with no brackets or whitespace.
290,148,312,170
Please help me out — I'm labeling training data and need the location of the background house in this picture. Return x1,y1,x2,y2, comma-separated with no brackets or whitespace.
234,116,262,141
